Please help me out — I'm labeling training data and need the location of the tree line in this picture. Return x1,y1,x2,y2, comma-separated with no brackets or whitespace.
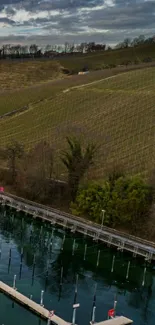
0,42,106,59
0,137,154,239
0,34,154,60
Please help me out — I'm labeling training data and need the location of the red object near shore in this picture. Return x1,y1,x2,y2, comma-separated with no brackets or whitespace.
0,187,4,192
108,309,115,318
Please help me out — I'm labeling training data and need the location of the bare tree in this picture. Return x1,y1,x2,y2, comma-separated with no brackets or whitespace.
6,141,24,184
29,44,38,56
123,38,131,48
17,141,54,201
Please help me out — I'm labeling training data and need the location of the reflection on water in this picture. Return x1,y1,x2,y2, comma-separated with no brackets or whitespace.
0,205,155,325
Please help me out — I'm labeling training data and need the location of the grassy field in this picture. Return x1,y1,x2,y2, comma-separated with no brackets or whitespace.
0,60,63,91
0,61,154,116
59,43,155,72
0,66,155,180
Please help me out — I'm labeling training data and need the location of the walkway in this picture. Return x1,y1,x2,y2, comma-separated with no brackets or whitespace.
0,281,68,325
0,280,133,325
0,192,155,261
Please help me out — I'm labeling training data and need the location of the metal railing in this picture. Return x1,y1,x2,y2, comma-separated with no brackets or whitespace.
0,192,155,260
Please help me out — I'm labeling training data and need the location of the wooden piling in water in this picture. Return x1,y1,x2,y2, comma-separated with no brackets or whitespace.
0,281,68,325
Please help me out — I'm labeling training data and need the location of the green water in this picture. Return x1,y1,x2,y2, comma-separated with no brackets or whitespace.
0,205,155,325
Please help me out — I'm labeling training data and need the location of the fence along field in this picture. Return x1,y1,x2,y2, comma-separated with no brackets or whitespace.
0,66,155,180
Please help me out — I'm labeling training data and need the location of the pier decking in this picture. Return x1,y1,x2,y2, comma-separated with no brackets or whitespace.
96,317,133,325
0,281,68,325
0,281,133,325
1,192,155,261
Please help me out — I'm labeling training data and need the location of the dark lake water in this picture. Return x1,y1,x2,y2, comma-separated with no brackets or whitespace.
0,205,155,325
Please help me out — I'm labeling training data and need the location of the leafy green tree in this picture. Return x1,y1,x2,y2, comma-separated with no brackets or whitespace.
124,176,153,232
61,137,96,201
71,176,153,232
71,182,110,223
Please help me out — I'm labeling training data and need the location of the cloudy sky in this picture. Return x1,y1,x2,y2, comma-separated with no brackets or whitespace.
0,0,154,46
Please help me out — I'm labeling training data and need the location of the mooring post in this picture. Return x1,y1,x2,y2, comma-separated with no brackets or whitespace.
30,294,33,300
111,255,115,273
74,274,79,304
19,263,22,279
32,254,36,285
22,217,24,229
47,311,54,325
40,225,43,241
13,275,17,290
49,228,54,256
45,264,49,291
72,303,80,325
0,240,2,259
30,229,33,243
72,239,76,256
96,250,100,267
58,266,63,301
47,318,51,325
90,283,97,324
8,248,11,273
60,266,63,287
91,306,96,325
20,248,23,264
61,234,66,251
40,290,44,306
142,266,147,287
126,261,131,280
113,297,117,317
83,243,87,261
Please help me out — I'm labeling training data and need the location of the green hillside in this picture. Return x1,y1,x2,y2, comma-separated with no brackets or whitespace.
59,43,155,72
0,66,154,180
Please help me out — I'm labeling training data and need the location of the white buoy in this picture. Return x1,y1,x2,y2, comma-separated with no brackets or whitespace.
83,243,87,261
126,261,131,280
96,250,100,267
142,267,147,287
111,255,115,273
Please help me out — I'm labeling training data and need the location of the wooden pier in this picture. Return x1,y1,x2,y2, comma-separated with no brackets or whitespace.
0,281,68,325
96,316,133,325
0,280,133,325
1,192,155,261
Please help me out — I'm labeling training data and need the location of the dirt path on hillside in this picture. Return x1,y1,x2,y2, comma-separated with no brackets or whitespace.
0,61,155,96
25,61,155,93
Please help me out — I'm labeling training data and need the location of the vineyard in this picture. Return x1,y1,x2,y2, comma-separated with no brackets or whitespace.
0,66,155,180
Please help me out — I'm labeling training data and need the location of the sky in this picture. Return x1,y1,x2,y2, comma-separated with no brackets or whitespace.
0,0,154,46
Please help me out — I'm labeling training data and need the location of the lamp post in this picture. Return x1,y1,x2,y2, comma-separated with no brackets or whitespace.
101,209,105,231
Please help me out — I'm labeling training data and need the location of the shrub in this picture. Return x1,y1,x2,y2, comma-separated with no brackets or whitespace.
71,182,110,223
71,176,153,231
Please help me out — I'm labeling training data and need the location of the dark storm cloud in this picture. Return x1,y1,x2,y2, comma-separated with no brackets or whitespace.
87,0,155,30
0,0,155,45
0,0,104,12
0,17,15,24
